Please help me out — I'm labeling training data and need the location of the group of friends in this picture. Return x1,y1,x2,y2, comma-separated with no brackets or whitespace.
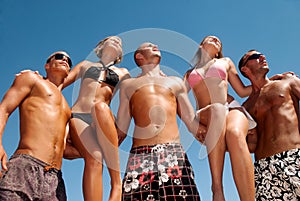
0,35,299,201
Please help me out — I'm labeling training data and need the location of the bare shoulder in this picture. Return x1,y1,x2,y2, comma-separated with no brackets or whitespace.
168,76,184,83
167,76,186,93
116,66,131,80
222,57,232,62
14,70,43,84
119,77,136,88
221,57,234,66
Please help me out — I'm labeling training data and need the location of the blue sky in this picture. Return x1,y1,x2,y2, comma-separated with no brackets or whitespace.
1,0,300,200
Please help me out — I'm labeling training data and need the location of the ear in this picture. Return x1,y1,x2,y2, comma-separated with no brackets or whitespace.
44,63,49,69
241,66,250,76
135,52,144,60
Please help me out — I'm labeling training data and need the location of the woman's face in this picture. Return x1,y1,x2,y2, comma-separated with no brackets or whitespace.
201,36,222,54
102,36,123,56
96,36,123,62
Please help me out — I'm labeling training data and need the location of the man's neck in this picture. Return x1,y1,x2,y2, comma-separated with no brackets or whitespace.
140,64,161,77
46,75,65,90
251,76,270,92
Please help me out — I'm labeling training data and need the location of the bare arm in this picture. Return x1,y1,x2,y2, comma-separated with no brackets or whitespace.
62,60,86,89
112,68,131,98
175,77,206,137
246,128,257,153
290,75,300,101
116,80,132,146
0,72,38,170
182,70,192,92
63,125,82,160
227,58,252,98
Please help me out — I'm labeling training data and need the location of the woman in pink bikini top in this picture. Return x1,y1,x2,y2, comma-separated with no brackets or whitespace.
184,35,255,201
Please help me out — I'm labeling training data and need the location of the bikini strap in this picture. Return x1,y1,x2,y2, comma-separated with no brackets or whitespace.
99,60,114,71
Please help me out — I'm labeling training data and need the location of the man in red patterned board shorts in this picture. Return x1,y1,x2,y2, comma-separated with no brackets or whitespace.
116,42,224,201
239,50,300,200
0,51,76,201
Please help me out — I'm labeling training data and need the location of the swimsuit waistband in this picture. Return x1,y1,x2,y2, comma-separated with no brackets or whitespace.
10,153,61,173
130,143,183,154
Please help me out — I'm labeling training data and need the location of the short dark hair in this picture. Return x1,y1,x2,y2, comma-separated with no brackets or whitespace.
238,49,257,77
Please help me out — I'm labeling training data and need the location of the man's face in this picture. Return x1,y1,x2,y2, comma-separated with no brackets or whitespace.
242,51,269,75
46,52,72,76
138,42,161,60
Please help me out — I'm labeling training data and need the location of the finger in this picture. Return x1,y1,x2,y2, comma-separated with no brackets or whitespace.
2,154,7,171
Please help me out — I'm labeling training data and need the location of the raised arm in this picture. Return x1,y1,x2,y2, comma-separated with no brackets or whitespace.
0,71,38,170
227,58,252,98
62,60,87,89
116,80,132,145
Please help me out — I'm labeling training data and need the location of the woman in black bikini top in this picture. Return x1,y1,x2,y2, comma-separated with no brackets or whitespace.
62,36,130,201
82,60,119,87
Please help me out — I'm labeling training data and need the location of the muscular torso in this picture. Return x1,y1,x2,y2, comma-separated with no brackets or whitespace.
244,79,300,160
124,76,182,147
16,77,71,169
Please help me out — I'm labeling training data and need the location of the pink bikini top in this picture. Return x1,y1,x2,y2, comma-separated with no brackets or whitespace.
187,61,227,88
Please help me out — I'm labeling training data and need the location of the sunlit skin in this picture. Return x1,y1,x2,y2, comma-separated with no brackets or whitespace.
241,50,300,160
62,36,130,201
117,42,207,147
184,36,254,201
0,52,71,199
116,42,216,200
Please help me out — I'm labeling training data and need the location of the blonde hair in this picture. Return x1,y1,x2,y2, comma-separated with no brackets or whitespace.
94,36,123,64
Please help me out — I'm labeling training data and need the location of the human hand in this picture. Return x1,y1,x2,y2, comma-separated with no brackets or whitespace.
63,142,82,160
195,125,207,144
270,71,295,80
15,70,39,77
0,145,8,172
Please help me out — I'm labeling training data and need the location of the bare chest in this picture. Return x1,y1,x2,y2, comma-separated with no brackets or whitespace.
246,81,289,119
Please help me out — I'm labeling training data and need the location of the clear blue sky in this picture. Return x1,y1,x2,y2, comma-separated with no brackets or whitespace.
1,0,300,200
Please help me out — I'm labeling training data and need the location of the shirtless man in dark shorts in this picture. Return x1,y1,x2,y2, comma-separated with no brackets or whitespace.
0,51,72,201
238,49,300,200
116,42,224,201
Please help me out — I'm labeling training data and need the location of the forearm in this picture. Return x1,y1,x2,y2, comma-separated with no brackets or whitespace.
246,129,257,153
117,128,127,146
63,142,82,160
0,112,9,144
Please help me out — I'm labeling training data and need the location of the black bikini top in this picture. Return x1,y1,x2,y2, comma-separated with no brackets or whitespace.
83,61,120,87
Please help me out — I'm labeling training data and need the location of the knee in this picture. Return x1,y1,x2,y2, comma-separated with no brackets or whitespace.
226,127,243,140
93,102,109,114
226,127,247,148
85,151,103,167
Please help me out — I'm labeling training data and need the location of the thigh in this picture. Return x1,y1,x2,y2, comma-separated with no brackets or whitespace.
226,108,248,137
69,118,102,161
